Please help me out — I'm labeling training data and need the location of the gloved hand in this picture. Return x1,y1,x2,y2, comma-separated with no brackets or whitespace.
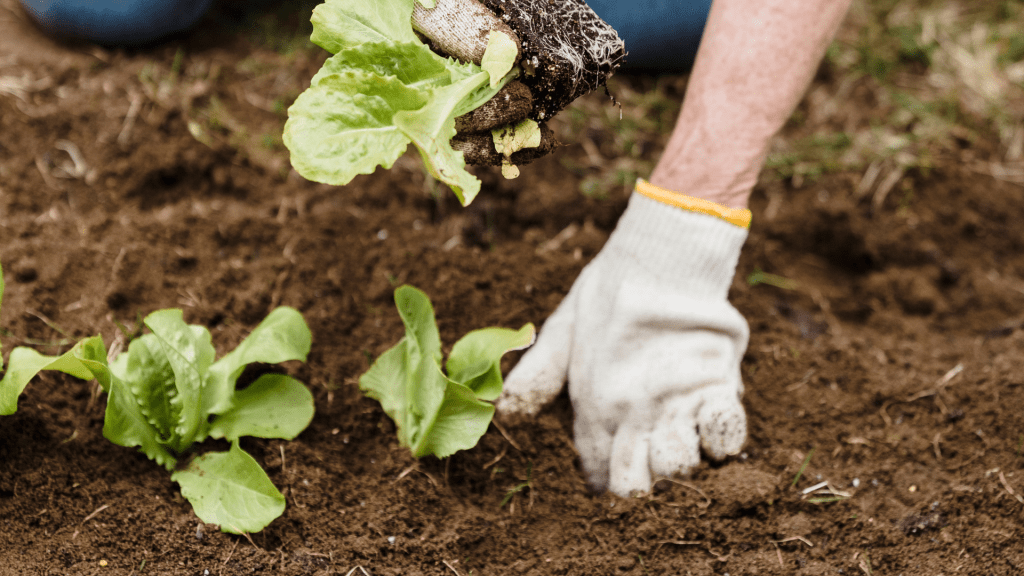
410,0,624,167
19,0,214,45
497,180,751,496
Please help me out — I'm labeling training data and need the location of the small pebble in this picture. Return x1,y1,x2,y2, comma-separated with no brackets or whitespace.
377,229,388,240
388,536,396,545
852,478,860,488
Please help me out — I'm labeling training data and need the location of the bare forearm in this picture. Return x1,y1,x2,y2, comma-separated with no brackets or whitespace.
649,0,853,208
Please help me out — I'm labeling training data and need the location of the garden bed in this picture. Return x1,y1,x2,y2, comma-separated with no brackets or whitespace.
1,0,1023,574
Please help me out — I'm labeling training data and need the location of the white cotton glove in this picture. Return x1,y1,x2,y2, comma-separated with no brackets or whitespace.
497,181,751,496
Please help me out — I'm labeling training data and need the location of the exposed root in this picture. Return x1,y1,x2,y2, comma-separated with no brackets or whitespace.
480,0,625,120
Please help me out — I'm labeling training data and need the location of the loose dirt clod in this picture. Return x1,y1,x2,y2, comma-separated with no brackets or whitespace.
479,0,626,120
452,122,558,165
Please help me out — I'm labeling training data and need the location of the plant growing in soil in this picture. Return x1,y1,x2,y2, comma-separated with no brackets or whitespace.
360,285,534,458
0,301,314,534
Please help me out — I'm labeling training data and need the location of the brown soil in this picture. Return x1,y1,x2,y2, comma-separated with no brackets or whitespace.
2,1,1023,575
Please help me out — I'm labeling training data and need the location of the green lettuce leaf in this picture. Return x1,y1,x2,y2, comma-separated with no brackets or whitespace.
446,324,536,401
310,0,419,54
420,378,494,458
102,371,179,470
208,374,314,441
205,306,312,417
285,0,515,205
171,440,286,534
360,285,530,458
144,310,216,452
0,339,98,416
118,334,180,442
360,286,447,456
481,30,519,87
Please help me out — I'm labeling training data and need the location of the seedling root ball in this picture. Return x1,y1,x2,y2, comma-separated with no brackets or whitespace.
480,0,626,121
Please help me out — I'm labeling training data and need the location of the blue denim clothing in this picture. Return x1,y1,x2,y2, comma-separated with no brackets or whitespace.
589,0,712,71
18,0,712,71
19,0,214,45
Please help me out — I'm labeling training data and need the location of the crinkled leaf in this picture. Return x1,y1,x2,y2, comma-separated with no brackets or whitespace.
284,71,419,186
418,379,495,458
288,3,517,205
144,309,215,452
205,307,312,416
208,374,314,441
310,40,450,89
310,0,419,54
68,336,179,469
0,339,97,416
394,70,492,205
446,324,536,401
116,334,179,441
102,370,178,470
171,441,285,534
481,30,518,87
284,44,437,187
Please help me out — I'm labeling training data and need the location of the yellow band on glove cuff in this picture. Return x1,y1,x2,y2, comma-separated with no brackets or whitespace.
635,179,752,229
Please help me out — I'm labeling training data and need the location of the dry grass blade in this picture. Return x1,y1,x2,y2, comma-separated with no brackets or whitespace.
81,504,110,524
442,559,463,576
998,471,1024,504
491,419,522,451
772,535,814,547
654,477,712,509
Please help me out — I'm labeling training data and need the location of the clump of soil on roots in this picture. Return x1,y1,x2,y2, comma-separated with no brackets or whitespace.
481,0,626,120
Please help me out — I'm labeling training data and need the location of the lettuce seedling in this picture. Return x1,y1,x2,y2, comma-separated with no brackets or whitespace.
0,303,314,534
284,0,518,206
360,285,534,458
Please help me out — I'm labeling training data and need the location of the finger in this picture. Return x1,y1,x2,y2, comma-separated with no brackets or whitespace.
411,0,521,65
696,387,747,460
496,281,579,417
649,396,702,479
455,81,533,133
606,417,653,496
453,123,559,166
573,412,612,493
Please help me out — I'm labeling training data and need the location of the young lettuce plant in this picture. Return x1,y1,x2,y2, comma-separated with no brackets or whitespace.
283,0,520,206
0,302,314,535
360,285,534,458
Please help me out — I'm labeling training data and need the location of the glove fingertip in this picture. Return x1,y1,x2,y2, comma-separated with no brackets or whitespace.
698,395,747,460
496,354,566,416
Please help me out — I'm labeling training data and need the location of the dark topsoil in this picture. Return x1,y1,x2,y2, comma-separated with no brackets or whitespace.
1,1,1023,575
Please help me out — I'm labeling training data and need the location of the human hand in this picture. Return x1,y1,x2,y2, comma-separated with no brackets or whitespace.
497,182,751,495
410,0,624,167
